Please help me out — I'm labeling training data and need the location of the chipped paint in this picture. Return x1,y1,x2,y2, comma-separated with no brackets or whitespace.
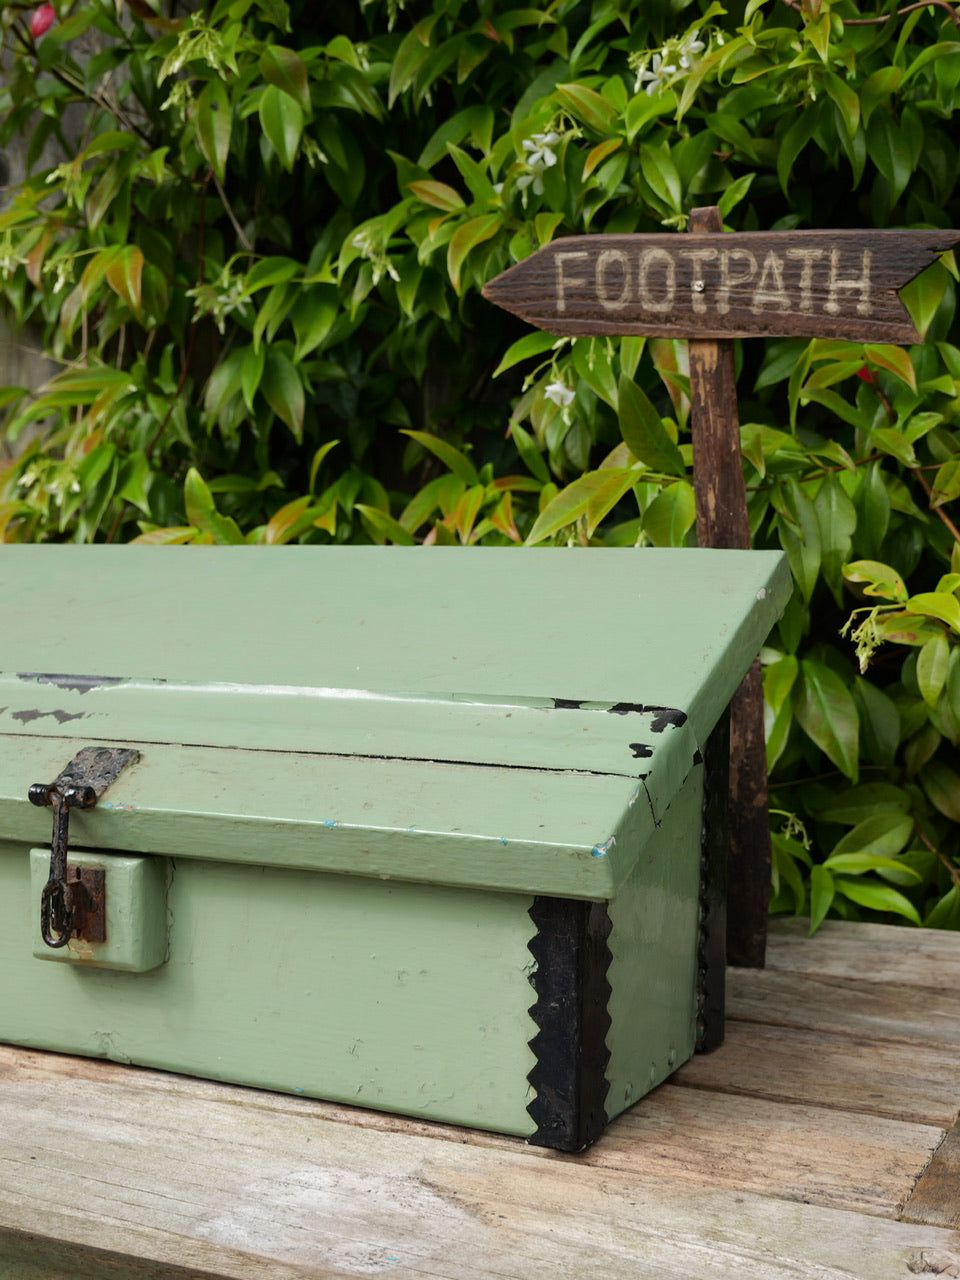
321,819,339,829
629,743,653,759
628,785,641,808
590,836,616,858
607,702,687,731
11,708,85,725
17,672,124,694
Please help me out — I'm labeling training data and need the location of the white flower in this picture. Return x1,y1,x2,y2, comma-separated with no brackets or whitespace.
544,380,575,408
678,30,706,68
521,132,561,171
635,52,677,97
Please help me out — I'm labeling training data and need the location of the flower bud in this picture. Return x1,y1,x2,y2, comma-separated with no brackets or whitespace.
30,4,56,38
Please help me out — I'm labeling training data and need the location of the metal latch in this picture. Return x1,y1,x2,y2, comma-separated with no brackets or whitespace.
29,746,140,949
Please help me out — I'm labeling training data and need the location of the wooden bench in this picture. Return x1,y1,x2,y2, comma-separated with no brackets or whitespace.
1,917,957,1280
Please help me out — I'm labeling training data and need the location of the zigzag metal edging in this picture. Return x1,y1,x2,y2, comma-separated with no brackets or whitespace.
525,895,613,1152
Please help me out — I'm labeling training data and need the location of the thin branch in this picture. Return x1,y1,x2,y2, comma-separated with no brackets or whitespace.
211,171,253,253
913,820,960,887
781,0,960,28
914,466,960,544
9,19,155,146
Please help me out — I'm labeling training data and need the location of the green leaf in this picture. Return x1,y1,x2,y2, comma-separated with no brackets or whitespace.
832,877,921,925
493,332,558,377
814,782,910,825
447,213,501,293
852,678,900,769
584,468,639,537
870,427,917,467
901,262,950,341
511,422,550,484
554,82,617,134
639,144,682,214
290,286,338,360
930,459,960,510
194,80,232,182
808,865,835,933
843,559,907,602
830,813,914,859
777,102,821,195
418,105,494,169
814,474,857,605
863,344,917,392
260,45,311,112
239,343,265,413
641,480,696,547
402,430,479,485
824,854,920,881
906,592,960,633
407,180,465,212
243,256,299,296
920,759,960,822
763,654,798,771
355,504,417,546
778,480,821,603
260,347,305,439
104,245,144,316
865,111,911,202
925,886,960,930
388,16,439,108
618,375,684,476
796,659,860,782
823,70,860,135
525,470,616,545
860,66,902,126
183,467,245,544
259,83,303,171
917,633,951,709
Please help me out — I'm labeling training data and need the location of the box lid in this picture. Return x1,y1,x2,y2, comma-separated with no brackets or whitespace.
0,547,790,900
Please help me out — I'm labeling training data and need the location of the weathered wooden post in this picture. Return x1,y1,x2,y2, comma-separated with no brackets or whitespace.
484,214,959,966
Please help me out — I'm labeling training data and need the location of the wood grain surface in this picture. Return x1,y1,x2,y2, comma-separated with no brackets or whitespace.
1,919,958,1279
674,1020,960,1126
728,968,960,1048
903,1124,960,1229
483,229,960,340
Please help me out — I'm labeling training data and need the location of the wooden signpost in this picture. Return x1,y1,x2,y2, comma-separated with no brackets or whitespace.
484,209,960,968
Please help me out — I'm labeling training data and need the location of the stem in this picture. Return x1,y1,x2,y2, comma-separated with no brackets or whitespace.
914,466,960,545
211,171,253,253
780,0,960,29
913,820,960,887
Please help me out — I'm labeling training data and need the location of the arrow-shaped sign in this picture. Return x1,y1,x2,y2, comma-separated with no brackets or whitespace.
483,229,959,343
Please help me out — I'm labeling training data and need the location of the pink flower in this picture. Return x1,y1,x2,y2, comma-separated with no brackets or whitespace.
30,4,56,37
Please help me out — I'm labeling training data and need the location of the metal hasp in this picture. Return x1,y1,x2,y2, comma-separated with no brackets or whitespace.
28,746,139,948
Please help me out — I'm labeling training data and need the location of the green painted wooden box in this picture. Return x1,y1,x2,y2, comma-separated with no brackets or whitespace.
0,546,790,1150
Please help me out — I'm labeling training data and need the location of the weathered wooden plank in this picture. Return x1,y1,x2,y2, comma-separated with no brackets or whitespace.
0,1228,241,1280
482,229,959,341
674,1020,960,1127
902,1124,960,1229
0,1051,957,1280
766,919,960,989
728,968,960,1049
581,1084,944,1217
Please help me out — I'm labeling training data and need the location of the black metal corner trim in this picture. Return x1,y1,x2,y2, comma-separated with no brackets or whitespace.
696,710,730,1054
526,896,612,1152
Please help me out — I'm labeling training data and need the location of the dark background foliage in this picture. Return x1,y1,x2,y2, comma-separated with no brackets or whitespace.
1,0,959,927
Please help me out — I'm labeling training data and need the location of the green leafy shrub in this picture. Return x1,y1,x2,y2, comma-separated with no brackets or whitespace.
1,0,958,926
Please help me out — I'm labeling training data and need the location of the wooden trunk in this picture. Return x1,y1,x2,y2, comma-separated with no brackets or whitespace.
0,547,789,1149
